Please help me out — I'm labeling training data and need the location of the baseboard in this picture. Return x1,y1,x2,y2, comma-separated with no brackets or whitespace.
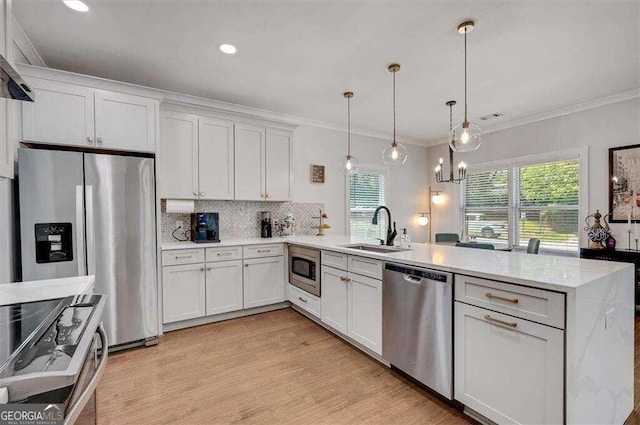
163,302,290,332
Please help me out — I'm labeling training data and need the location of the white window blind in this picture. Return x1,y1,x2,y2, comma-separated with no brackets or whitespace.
463,168,510,243
349,170,386,239
461,157,580,254
514,159,580,252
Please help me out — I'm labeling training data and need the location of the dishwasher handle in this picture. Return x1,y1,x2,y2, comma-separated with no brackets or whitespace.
385,263,450,283
403,274,422,284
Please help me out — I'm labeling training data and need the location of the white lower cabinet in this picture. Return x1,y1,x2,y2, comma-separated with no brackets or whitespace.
162,263,206,323
320,266,348,334
347,273,382,355
319,255,383,356
454,302,564,424
243,256,285,308
205,260,243,316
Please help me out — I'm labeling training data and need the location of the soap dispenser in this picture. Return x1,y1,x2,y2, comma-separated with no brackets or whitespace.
399,228,411,248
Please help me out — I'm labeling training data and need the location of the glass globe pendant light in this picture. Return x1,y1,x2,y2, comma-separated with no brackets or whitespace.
382,64,408,166
449,21,483,152
340,91,359,175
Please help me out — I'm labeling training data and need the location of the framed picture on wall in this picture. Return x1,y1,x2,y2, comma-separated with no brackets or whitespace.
311,164,325,183
609,143,640,222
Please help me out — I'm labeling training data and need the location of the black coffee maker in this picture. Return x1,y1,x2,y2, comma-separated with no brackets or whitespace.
260,211,272,238
190,213,220,243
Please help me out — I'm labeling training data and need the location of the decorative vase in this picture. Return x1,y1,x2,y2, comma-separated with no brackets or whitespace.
584,209,610,249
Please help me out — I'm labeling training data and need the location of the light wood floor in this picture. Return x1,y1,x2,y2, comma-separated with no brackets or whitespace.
97,309,640,425
98,309,471,424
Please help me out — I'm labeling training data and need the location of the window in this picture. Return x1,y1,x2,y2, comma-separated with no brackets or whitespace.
463,167,510,243
514,160,580,252
349,169,387,239
462,157,581,253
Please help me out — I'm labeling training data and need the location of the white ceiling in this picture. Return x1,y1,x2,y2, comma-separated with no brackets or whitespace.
13,1,640,146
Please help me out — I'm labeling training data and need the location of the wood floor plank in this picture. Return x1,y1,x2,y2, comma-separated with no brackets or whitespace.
95,309,470,424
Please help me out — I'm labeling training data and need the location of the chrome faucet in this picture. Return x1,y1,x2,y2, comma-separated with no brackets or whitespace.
372,206,397,246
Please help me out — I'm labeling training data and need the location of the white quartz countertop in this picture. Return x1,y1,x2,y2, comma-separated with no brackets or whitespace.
161,235,632,292
0,275,96,306
162,237,295,250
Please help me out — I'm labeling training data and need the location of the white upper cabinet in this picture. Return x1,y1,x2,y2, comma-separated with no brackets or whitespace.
234,123,265,201
22,77,157,152
265,129,292,201
22,78,95,147
94,90,156,152
199,117,234,200
159,111,198,199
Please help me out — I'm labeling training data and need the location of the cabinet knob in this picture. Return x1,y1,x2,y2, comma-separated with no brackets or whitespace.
200,192,205,196
87,136,93,143
97,137,103,144
206,267,212,271
200,267,204,272
193,191,198,196
265,193,269,199
244,263,249,268
261,194,265,199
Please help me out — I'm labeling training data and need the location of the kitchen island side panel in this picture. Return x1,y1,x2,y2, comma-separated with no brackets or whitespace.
565,265,634,424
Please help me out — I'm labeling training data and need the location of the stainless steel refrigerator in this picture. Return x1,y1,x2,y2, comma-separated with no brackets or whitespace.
18,147,158,349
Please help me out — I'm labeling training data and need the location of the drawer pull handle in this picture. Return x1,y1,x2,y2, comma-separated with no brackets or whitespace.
257,249,271,253
340,276,350,283
485,292,519,304
484,315,518,328
175,255,193,259
298,297,307,303
217,252,232,256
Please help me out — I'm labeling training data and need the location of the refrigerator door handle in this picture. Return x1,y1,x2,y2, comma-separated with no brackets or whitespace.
75,185,86,276
86,185,96,276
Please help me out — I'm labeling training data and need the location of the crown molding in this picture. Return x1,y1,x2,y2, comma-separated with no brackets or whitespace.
163,91,425,145
425,88,640,147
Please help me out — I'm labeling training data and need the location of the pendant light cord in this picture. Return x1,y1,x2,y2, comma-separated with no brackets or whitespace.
464,28,468,123
392,69,397,143
347,96,351,156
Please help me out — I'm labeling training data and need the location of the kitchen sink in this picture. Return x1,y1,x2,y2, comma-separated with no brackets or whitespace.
340,244,412,253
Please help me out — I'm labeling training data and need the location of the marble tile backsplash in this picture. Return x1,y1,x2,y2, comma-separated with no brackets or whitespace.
161,200,325,242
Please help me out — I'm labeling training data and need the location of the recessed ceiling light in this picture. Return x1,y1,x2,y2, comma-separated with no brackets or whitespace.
63,0,89,12
218,44,237,55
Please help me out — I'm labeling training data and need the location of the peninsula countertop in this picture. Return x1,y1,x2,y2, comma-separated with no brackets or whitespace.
0,275,96,306
161,235,632,293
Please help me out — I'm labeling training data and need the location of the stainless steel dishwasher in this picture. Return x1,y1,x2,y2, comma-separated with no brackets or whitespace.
382,263,453,399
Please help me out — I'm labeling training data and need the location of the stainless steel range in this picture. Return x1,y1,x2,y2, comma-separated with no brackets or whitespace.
0,294,107,424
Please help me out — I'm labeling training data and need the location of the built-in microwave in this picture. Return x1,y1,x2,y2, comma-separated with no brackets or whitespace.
289,246,320,297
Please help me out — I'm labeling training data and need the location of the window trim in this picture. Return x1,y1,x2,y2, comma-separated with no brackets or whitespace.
460,147,588,254
345,164,389,238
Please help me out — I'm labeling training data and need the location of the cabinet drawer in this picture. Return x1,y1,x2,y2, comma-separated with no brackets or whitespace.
348,255,383,280
243,244,284,259
322,250,348,270
455,275,565,329
288,284,321,318
162,249,205,266
206,246,242,262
